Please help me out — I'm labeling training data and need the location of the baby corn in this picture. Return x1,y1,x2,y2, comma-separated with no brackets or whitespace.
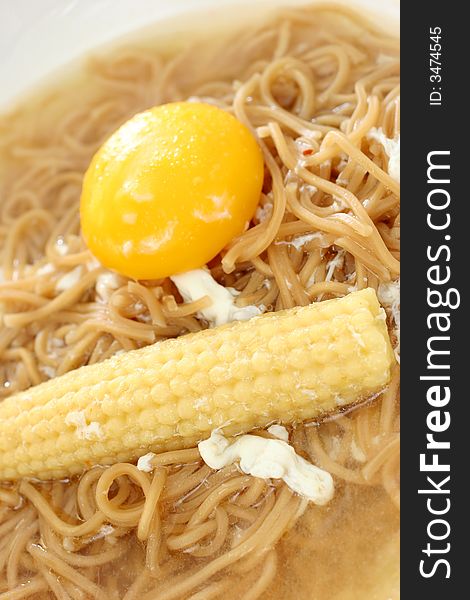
0,288,394,480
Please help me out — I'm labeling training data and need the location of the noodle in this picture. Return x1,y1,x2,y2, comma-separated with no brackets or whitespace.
0,4,399,598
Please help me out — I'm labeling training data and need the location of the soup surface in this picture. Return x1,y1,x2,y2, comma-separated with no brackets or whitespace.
0,4,400,599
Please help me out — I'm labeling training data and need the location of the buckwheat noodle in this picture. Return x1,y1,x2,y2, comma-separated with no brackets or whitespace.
0,4,399,598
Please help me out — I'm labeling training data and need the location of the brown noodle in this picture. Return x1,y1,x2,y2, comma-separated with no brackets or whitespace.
0,4,399,598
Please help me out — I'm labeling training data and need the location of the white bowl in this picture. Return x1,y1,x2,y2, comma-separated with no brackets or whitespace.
0,0,398,110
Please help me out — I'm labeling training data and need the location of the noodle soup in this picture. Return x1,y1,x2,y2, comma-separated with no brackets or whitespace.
0,4,399,599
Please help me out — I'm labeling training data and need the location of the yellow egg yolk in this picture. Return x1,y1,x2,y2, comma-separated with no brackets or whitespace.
80,102,264,279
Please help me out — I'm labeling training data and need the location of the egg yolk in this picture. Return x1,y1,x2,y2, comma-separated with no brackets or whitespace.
80,102,264,280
